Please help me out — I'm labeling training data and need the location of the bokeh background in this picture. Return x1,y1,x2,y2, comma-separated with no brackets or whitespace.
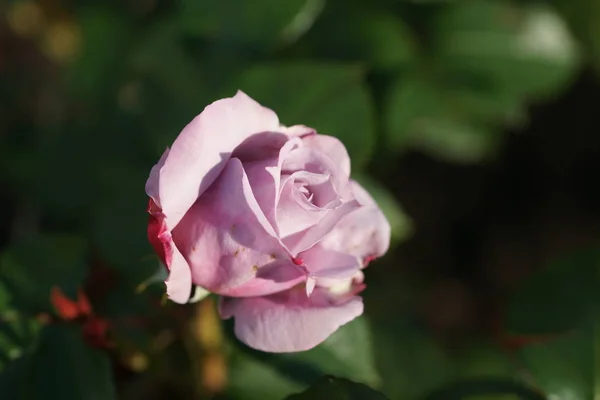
0,0,598,399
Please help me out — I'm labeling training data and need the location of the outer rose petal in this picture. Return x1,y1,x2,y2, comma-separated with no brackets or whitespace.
172,158,301,296
280,124,315,138
319,180,391,264
302,134,351,178
220,287,363,352
164,237,194,303
147,200,193,303
146,91,280,230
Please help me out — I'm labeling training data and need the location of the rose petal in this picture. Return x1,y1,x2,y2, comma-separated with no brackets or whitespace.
164,238,194,303
220,287,363,352
172,158,300,296
232,132,289,163
147,200,193,304
302,134,351,177
299,245,361,280
243,138,303,235
280,124,315,138
146,91,281,230
275,171,335,238
282,146,354,205
319,180,391,263
283,200,361,255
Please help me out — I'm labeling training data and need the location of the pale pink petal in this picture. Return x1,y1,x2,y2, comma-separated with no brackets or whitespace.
319,181,391,264
298,245,361,296
275,171,336,238
220,287,363,352
146,91,281,230
243,138,303,234
232,132,289,163
280,124,315,138
224,259,305,297
283,200,361,255
164,237,194,303
282,146,353,201
172,158,298,296
299,245,361,280
302,134,351,177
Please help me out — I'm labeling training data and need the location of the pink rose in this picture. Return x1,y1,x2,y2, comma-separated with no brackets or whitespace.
146,91,390,352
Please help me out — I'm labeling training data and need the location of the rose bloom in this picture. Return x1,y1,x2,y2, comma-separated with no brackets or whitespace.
146,91,390,352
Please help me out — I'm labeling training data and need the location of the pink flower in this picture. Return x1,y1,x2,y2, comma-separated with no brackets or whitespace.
146,91,390,352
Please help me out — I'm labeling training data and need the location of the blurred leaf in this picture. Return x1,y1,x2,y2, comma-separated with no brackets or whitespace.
433,1,580,98
385,76,503,163
66,7,130,100
0,354,29,398
226,349,305,400
0,281,41,374
130,22,208,110
371,317,451,400
233,62,376,169
506,246,600,335
286,376,389,400
549,0,600,75
518,329,593,400
234,316,380,389
409,115,502,164
450,341,518,381
22,325,117,400
0,313,40,370
306,7,415,70
0,235,88,314
179,0,317,47
353,174,413,244
422,379,544,400
384,77,443,149
280,316,380,386
90,162,154,283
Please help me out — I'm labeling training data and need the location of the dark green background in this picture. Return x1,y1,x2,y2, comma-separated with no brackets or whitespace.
0,0,598,399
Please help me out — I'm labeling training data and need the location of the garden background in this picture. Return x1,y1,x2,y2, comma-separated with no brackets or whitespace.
0,0,598,398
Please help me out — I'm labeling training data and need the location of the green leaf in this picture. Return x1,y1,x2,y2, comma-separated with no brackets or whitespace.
422,379,544,400
179,0,316,47
286,376,389,400
0,235,88,314
89,162,155,283
232,62,376,169
409,115,502,164
371,316,451,400
432,1,580,98
234,317,380,389
450,341,518,381
0,312,40,372
384,77,503,163
129,22,209,110
0,281,41,376
518,329,593,400
306,7,415,70
281,317,380,387
226,349,305,400
549,0,600,76
22,325,117,400
506,246,600,335
66,7,130,100
352,174,413,244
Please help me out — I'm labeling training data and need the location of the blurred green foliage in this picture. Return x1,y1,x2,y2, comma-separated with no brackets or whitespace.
0,0,598,399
